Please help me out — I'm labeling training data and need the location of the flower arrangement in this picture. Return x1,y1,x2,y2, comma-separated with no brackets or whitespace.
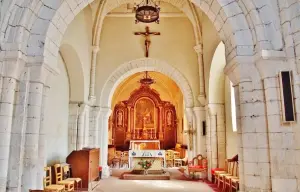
138,159,154,174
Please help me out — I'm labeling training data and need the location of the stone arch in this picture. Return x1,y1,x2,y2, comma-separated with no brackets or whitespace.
1,0,271,74
100,58,194,108
60,44,85,102
93,0,202,46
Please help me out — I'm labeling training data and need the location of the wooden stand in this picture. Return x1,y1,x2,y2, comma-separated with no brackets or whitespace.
66,148,100,189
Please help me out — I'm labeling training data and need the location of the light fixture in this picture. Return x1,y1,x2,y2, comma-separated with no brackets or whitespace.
139,71,155,85
134,0,160,24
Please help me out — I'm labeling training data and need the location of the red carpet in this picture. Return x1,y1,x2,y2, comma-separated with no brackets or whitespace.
173,169,221,192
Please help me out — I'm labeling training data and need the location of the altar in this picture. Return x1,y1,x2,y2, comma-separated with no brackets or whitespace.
129,140,166,171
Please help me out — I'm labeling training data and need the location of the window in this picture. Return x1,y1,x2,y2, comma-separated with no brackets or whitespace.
231,81,237,132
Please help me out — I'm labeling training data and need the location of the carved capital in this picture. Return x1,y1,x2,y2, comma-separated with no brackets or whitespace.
194,44,203,54
92,46,100,53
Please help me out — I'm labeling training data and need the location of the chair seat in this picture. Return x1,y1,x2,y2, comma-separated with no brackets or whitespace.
188,165,204,169
214,170,227,174
66,178,82,182
224,175,238,179
231,178,239,182
45,185,65,190
219,173,232,177
211,168,225,174
58,180,74,185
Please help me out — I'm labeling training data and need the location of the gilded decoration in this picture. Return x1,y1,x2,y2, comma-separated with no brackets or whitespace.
111,72,178,150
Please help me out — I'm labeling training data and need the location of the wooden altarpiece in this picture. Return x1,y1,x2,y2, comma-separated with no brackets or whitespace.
111,84,177,150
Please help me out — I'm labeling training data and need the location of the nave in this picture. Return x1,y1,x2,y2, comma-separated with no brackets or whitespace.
96,169,216,192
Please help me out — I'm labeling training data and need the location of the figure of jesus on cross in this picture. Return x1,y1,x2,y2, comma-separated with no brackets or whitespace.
134,26,160,57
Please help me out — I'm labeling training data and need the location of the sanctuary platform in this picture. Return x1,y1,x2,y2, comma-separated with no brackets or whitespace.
123,171,170,180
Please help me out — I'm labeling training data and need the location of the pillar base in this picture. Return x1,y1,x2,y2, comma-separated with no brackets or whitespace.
101,165,110,178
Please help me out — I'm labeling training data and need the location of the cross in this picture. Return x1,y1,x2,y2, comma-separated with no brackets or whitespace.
134,26,160,57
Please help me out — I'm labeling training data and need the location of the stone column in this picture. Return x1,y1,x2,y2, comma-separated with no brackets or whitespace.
99,107,112,178
0,58,22,191
89,46,99,102
22,65,52,191
194,44,206,105
77,104,87,150
68,103,80,152
7,68,30,192
193,107,206,155
206,104,225,179
184,107,196,160
89,106,101,147
254,51,292,192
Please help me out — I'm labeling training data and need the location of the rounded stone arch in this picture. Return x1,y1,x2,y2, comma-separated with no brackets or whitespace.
1,0,260,73
93,0,202,46
60,44,85,102
100,58,194,108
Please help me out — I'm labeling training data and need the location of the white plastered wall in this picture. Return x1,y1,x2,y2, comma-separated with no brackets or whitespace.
44,55,69,165
95,16,200,107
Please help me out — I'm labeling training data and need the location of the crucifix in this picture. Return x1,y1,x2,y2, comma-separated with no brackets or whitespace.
134,26,160,57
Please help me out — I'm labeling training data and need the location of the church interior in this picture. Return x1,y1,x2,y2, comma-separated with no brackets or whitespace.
1,0,300,192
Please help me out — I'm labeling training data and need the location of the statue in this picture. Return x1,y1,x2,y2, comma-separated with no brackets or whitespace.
167,111,172,126
117,111,123,126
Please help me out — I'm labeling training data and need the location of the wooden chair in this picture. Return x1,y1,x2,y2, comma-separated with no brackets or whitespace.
54,164,75,191
120,151,129,168
43,167,65,192
231,177,239,192
188,154,208,181
62,165,83,190
173,151,182,167
165,150,174,167
216,161,236,190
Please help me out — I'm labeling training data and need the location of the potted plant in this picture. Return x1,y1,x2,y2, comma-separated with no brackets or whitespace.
138,159,154,175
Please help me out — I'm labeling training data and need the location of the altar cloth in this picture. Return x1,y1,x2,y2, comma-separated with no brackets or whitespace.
129,150,166,169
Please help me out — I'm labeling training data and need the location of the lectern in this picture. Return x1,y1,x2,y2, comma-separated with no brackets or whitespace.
66,148,100,189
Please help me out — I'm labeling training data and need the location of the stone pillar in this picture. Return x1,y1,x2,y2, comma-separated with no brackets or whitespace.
77,104,87,150
0,57,23,191
193,107,206,155
99,107,112,178
254,51,292,192
7,68,30,192
0,76,18,191
22,65,52,191
89,106,101,147
89,46,99,102
68,103,80,152
206,104,226,179
194,44,206,105
184,107,196,160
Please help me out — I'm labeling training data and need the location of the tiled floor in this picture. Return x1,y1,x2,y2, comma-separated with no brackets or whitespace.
94,168,217,192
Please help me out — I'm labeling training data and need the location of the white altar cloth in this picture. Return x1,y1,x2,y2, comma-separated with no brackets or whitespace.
129,150,166,169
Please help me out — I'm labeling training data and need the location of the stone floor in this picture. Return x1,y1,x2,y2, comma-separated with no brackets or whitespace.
94,168,216,192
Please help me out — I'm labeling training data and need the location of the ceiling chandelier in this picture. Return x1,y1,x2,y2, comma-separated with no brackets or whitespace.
139,71,155,85
134,0,160,24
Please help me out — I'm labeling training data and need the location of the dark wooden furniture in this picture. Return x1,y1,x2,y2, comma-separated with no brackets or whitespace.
66,148,100,189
